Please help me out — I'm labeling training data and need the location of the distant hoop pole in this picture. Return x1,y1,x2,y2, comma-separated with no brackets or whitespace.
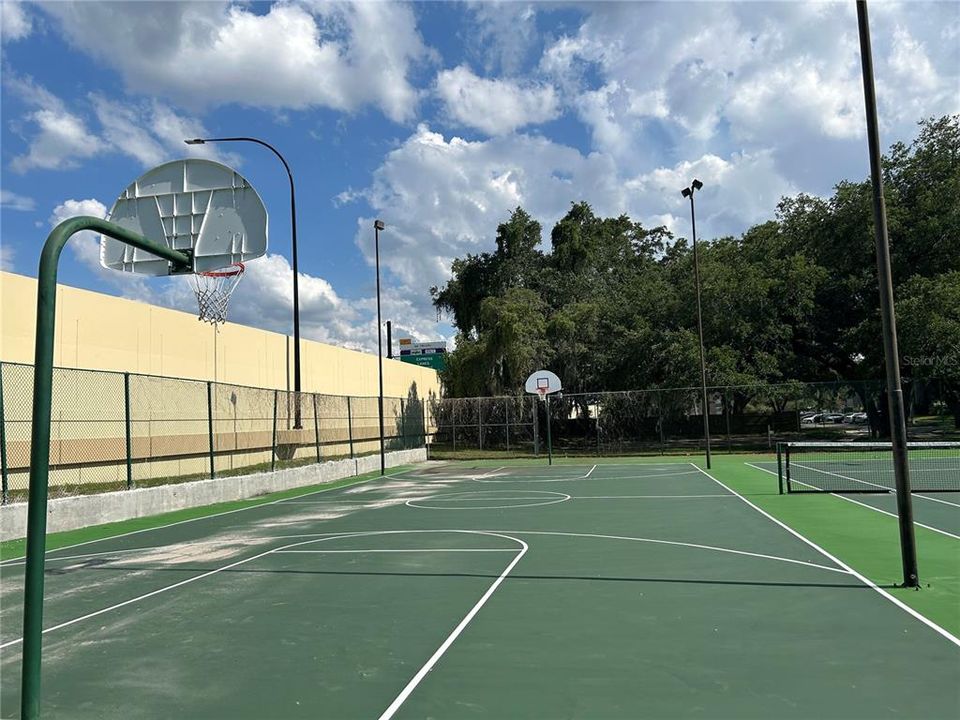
544,394,553,466
20,217,190,720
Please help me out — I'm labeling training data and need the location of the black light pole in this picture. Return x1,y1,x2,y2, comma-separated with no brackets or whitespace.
856,0,918,587
681,179,712,469
374,219,386,476
186,136,303,428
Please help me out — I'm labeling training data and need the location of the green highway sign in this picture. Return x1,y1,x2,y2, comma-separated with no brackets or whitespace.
400,353,446,371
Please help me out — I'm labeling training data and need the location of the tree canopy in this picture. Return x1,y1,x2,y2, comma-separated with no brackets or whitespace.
431,116,960,424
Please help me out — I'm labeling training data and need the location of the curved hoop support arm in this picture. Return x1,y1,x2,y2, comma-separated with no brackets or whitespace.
20,217,190,720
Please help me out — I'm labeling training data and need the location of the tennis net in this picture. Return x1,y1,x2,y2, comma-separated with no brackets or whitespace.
779,441,960,494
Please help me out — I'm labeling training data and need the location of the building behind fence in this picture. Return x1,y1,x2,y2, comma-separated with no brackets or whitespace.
425,379,957,459
0,362,432,503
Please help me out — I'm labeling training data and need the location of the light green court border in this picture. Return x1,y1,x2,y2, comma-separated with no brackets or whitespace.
2,457,956,637
702,454,959,637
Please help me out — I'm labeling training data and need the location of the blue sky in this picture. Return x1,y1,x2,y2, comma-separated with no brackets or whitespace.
1,1,958,352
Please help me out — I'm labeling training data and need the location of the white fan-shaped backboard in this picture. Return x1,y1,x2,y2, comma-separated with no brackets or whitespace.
100,158,268,275
525,369,562,395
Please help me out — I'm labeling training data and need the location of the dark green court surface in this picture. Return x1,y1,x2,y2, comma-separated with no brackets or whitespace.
1,459,958,719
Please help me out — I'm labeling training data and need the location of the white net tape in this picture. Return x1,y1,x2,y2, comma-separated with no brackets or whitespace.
192,263,244,324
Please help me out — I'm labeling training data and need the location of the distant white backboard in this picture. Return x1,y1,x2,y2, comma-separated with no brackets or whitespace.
525,369,562,396
100,159,268,276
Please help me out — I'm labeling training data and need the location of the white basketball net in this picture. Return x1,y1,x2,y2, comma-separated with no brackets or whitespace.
192,263,244,324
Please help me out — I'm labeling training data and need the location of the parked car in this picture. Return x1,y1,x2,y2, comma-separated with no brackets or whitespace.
852,412,868,424
801,414,822,424
823,413,845,424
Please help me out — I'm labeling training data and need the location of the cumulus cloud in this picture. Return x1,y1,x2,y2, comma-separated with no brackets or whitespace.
7,74,235,173
7,76,105,172
0,245,14,271
539,1,958,174
1,1,32,41
0,189,36,211
437,65,560,135
39,1,432,122
341,124,790,312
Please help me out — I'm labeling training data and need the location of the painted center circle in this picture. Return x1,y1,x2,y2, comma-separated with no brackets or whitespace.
406,490,571,510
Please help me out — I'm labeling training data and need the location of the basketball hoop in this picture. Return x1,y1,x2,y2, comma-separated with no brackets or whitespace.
192,263,244,324
537,387,548,402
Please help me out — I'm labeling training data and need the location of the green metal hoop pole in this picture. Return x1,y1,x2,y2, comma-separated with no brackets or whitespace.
21,217,190,720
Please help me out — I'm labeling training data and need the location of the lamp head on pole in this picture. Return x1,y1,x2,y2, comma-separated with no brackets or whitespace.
692,178,703,191
374,219,385,231
184,138,207,145
681,187,691,198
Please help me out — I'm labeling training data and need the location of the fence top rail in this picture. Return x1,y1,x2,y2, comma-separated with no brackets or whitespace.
437,380,892,404
0,361,412,403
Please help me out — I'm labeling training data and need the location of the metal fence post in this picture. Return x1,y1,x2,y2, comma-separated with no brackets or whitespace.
533,395,540,456
505,397,510,451
452,399,458,452
400,398,407,449
0,362,8,504
725,388,732,453
124,372,133,489
206,381,215,480
271,389,279,472
313,394,321,463
346,396,355,458
478,397,483,451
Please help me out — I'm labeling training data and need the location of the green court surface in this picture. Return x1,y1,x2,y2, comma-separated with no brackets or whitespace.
1,458,958,719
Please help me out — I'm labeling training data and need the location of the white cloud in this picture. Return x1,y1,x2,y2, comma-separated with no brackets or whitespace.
0,189,36,211
539,1,958,171
7,74,234,173
40,1,432,122
467,2,538,76
7,76,105,172
0,244,14,271
90,95,235,168
344,125,799,309
1,1,32,41
437,65,560,135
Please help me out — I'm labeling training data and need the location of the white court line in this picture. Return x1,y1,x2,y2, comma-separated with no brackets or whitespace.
0,530,525,652
274,548,517,554
491,530,847,575
691,463,960,648
0,547,154,568
793,462,960,508
572,494,735,499
745,462,960,541
585,464,597,478
376,532,527,720
0,468,413,567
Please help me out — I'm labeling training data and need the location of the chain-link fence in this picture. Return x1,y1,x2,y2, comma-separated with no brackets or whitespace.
0,361,429,503
425,379,958,459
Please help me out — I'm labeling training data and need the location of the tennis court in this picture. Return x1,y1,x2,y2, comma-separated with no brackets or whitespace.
1,459,958,719
748,443,960,538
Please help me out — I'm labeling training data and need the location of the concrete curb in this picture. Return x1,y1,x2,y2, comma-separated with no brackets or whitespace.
0,448,426,541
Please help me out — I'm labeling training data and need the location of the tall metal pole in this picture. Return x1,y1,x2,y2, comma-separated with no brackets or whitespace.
185,137,303,427
683,181,712,469
375,220,386,475
21,217,191,720
856,0,918,587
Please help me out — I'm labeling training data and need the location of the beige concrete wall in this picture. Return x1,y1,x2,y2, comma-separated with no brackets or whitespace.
0,271,440,399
